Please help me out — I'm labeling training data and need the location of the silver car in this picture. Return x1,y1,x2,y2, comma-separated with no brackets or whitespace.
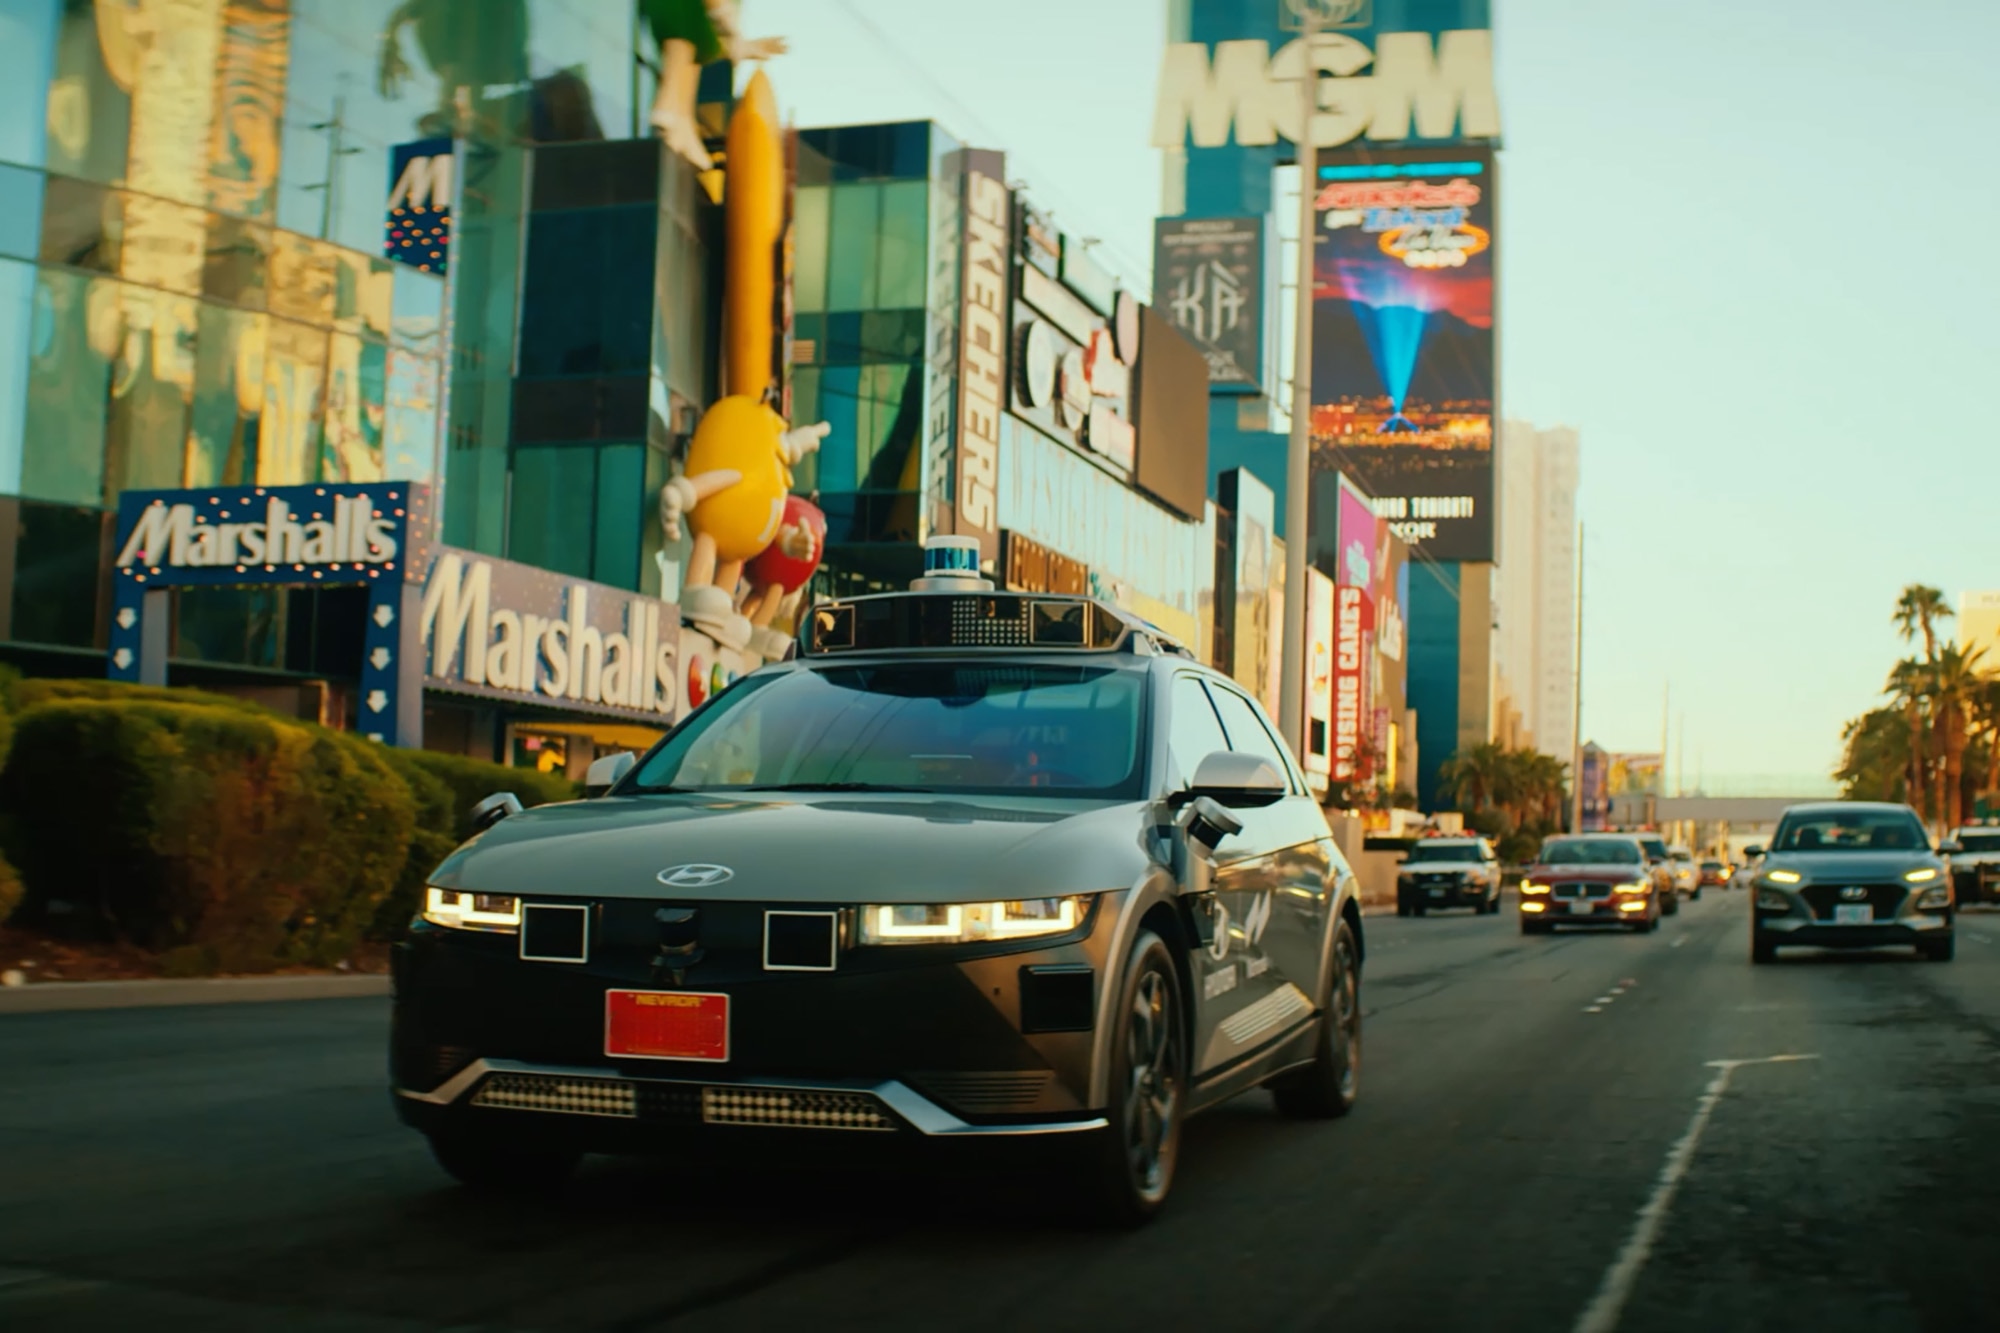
1749,802,1954,963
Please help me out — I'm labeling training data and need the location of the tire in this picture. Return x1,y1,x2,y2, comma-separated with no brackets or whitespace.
1412,903,1427,918
1922,935,1955,962
1272,920,1362,1120
1396,901,1410,918
1077,929,1187,1225
1691,888,1702,902
429,1129,579,1193
1751,936,1777,965
1649,912,1662,932
1662,893,1680,917
1521,918,1547,936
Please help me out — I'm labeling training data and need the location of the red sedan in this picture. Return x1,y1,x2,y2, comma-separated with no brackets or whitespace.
1519,834,1662,935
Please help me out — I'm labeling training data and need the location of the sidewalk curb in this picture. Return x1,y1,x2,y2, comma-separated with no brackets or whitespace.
0,973,391,1015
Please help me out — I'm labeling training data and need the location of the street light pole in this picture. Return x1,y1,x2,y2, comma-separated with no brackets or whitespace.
1570,521,1584,832
1278,9,1319,758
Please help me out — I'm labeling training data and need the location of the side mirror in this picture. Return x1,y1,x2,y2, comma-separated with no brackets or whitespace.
470,792,523,832
1182,751,1287,809
1939,840,1964,856
584,751,637,797
1178,795,1243,854
1743,844,1765,860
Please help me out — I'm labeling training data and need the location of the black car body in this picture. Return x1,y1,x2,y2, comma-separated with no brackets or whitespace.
1518,834,1662,933
1395,837,1502,916
392,582,1364,1221
1749,801,1954,963
1945,827,2000,905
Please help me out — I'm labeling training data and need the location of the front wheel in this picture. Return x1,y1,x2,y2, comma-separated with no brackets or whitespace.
1922,935,1955,962
1751,936,1777,965
1662,893,1680,917
1271,920,1362,1120
1077,930,1187,1225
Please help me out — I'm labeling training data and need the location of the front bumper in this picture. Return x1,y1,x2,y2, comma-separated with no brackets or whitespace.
1521,898,1649,924
1404,879,1489,907
1755,912,1951,949
394,1059,1108,1147
391,894,1121,1142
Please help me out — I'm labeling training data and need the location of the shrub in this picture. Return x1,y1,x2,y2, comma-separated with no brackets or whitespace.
1,698,413,971
392,749,579,839
368,748,578,939
0,848,19,926
9,676,281,718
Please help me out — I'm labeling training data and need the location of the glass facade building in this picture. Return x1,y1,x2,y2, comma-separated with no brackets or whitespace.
0,0,660,689
790,121,1215,649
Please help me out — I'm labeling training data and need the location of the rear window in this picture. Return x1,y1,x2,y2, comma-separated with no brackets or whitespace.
1956,831,2000,854
1638,837,1668,858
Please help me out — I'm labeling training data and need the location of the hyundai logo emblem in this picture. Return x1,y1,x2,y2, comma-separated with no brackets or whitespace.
657,864,734,888
1839,886,1868,901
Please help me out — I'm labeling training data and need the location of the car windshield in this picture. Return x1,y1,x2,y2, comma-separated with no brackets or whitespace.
1538,839,1642,866
1773,810,1927,852
1406,842,1480,863
1638,837,1668,859
1955,831,2000,853
1700,861,1722,871
624,663,1147,798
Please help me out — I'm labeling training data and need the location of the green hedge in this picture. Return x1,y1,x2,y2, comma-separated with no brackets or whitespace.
0,679,581,968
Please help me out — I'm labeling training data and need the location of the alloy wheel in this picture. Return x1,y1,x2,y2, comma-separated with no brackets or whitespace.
1124,969,1183,1201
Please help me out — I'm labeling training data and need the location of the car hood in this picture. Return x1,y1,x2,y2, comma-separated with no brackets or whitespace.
429,792,1157,903
1524,865,1649,883
1401,860,1485,874
1761,849,1943,881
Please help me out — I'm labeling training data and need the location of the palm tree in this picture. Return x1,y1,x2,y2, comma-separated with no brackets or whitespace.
1893,584,1952,663
1886,657,1934,822
1931,643,1988,829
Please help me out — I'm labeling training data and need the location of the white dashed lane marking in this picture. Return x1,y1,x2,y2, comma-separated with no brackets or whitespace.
1583,978,1637,1015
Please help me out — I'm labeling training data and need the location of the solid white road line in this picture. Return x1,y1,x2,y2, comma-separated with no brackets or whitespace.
1571,1054,1819,1333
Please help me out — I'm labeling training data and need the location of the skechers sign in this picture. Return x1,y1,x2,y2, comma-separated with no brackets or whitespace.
1153,22,1497,150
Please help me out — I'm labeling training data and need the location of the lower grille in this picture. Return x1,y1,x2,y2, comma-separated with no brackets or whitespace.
1801,884,1907,921
907,1071,1054,1115
474,1073,637,1118
701,1087,895,1131
465,1071,895,1131
1553,883,1609,899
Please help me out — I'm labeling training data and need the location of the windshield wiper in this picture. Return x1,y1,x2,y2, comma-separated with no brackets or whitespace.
743,781,934,793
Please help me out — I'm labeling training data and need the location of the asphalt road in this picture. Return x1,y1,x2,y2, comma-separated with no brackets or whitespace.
4,890,1999,1332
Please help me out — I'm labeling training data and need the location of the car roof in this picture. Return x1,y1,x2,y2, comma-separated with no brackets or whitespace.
1780,801,1915,817
1548,832,1640,840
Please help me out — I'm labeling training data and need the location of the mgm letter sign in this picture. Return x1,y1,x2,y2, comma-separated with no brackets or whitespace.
1152,28,1497,150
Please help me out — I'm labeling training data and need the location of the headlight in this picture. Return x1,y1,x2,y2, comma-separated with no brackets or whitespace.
1614,881,1650,895
422,887,521,932
858,896,1087,945
1755,889,1793,911
1520,900,1547,912
1904,867,1939,883
1618,900,1647,912
1765,870,1802,884
1521,880,1551,895
1915,886,1952,910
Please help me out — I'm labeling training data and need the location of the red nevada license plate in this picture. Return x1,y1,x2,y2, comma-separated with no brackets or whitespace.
604,990,729,1062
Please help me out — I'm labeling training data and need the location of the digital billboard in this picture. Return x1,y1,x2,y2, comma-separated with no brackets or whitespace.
1310,147,1495,561
1154,217,1264,391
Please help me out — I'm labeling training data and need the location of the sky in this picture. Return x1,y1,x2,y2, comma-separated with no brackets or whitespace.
746,0,2000,790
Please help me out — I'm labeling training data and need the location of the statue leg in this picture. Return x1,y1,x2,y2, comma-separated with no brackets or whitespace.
649,37,713,170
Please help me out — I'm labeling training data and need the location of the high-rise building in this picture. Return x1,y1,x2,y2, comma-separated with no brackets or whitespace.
1494,420,1579,766
1961,591,2000,664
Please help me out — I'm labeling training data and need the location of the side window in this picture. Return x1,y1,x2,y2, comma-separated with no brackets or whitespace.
1206,685,1300,793
1167,675,1232,788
